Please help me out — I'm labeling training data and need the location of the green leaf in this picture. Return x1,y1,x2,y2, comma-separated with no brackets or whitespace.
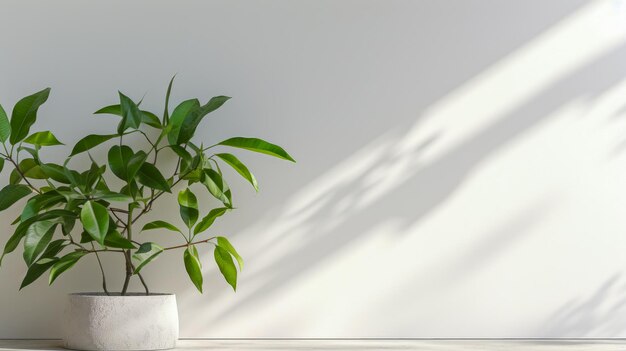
61,215,76,235
163,75,176,124
70,134,118,156
178,188,198,228
20,258,58,290
91,191,133,202
61,162,82,188
79,230,93,244
10,215,21,226
11,159,44,181
1,210,76,266
93,104,121,115
0,184,32,212
95,105,161,129
218,137,295,162
24,168,46,179
56,189,85,202
0,104,10,142
15,209,76,239
107,145,132,180
169,145,192,165
23,221,56,266
20,159,47,179
182,168,203,184
142,220,183,234
136,163,171,192
103,230,136,249
39,239,68,259
10,88,51,144
215,153,258,191
120,180,142,200
175,96,231,145
82,161,105,192
9,168,21,185
132,242,164,273
201,95,230,114
194,207,228,235
40,163,71,183
201,169,230,207
49,251,86,285
1,230,26,266
23,131,63,146
0,158,4,174
128,151,147,180
223,181,233,207
94,178,110,192
117,92,142,134
108,145,146,181
178,188,198,209
167,99,200,145
141,110,162,128
184,246,203,293
217,236,243,270
21,192,65,221
18,145,39,160
80,201,110,245
187,141,202,154
214,245,237,291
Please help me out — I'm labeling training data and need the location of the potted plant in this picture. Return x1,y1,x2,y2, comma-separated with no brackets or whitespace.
0,77,295,350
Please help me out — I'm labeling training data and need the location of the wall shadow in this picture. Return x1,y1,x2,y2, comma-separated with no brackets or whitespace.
0,0,604,338
540,274,626,337
191,31,626,335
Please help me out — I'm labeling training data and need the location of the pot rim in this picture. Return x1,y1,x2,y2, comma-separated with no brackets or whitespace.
68,292,175,297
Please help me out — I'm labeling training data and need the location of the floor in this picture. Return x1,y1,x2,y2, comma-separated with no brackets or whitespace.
1,339,626,350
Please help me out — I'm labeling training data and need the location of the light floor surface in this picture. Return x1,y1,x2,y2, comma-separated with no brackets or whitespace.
1,339,626,350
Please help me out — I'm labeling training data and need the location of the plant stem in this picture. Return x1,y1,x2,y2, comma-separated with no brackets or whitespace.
6,157,41,194
138,130,157,151
91,243,110,296
121,255,131,295
131,263,150,295
114,161,191,294
121,206,134,296
131,170,192,225
68,235,86,251
109,210,125,224
164,237,216,251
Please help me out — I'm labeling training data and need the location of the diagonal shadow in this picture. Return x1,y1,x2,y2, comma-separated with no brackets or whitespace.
0,0,602,339
351,199,555,337
540,274,626,337
199,43,626,330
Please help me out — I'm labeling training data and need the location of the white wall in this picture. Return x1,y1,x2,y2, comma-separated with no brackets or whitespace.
1,0,626,338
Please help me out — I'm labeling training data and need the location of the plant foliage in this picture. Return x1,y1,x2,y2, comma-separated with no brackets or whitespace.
0,78,295,295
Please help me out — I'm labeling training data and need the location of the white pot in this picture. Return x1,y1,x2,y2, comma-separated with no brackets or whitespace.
62,293,179,351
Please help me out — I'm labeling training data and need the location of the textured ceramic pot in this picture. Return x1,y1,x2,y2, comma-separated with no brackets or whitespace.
62,293,179,351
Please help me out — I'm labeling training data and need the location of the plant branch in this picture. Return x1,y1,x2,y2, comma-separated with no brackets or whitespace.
164,237,216,251
131,263,150,295
110,210,126,225
131,170,192,225
1,143,10,158
121,206,134,296
87,248,124,253
91,243,110,296
68,235,87,251
5,157,41,194
138,130,157,150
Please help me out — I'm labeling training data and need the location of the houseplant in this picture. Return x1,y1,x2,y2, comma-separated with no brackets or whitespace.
0,77,295,350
